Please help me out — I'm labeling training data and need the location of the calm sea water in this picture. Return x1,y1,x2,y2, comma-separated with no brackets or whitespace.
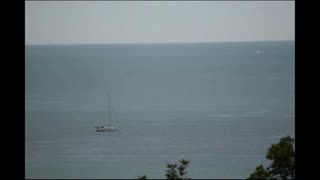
25,41,295,179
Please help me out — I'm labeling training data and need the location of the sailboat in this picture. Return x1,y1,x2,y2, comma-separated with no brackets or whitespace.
96,95,119,132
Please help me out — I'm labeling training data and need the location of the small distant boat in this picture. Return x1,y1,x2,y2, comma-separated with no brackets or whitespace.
96,94,119,132
96,125,118,132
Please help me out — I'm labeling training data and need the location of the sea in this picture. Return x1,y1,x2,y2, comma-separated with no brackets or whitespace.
25,41,295,179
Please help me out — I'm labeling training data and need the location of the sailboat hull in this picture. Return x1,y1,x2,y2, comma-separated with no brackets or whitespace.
96,127,119,132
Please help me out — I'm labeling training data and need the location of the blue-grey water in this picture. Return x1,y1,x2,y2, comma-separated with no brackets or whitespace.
25,41,295,179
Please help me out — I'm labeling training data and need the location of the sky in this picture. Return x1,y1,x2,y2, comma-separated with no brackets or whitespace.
25,1,295,45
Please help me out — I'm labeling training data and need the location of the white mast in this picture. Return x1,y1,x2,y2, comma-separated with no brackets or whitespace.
107,94,112,127
96,93,118,132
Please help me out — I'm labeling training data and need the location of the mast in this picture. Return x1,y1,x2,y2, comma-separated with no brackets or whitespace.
107,94,112,127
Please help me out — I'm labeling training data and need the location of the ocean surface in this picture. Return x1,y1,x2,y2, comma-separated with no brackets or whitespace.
25,41,295,179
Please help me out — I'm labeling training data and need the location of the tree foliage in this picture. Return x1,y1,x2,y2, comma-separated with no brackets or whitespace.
137,136,295,180
138,159,191,180
247,165,270,179
165,159,191,180
137,175,147,180
247,136,295,179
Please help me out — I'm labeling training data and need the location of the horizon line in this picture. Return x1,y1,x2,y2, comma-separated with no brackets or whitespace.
25,40,294,46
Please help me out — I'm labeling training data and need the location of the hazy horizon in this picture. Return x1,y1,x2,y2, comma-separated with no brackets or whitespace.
25,40,294,46
26,1,294,45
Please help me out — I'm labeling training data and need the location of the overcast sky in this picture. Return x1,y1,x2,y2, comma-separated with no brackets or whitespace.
25,1,294,45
